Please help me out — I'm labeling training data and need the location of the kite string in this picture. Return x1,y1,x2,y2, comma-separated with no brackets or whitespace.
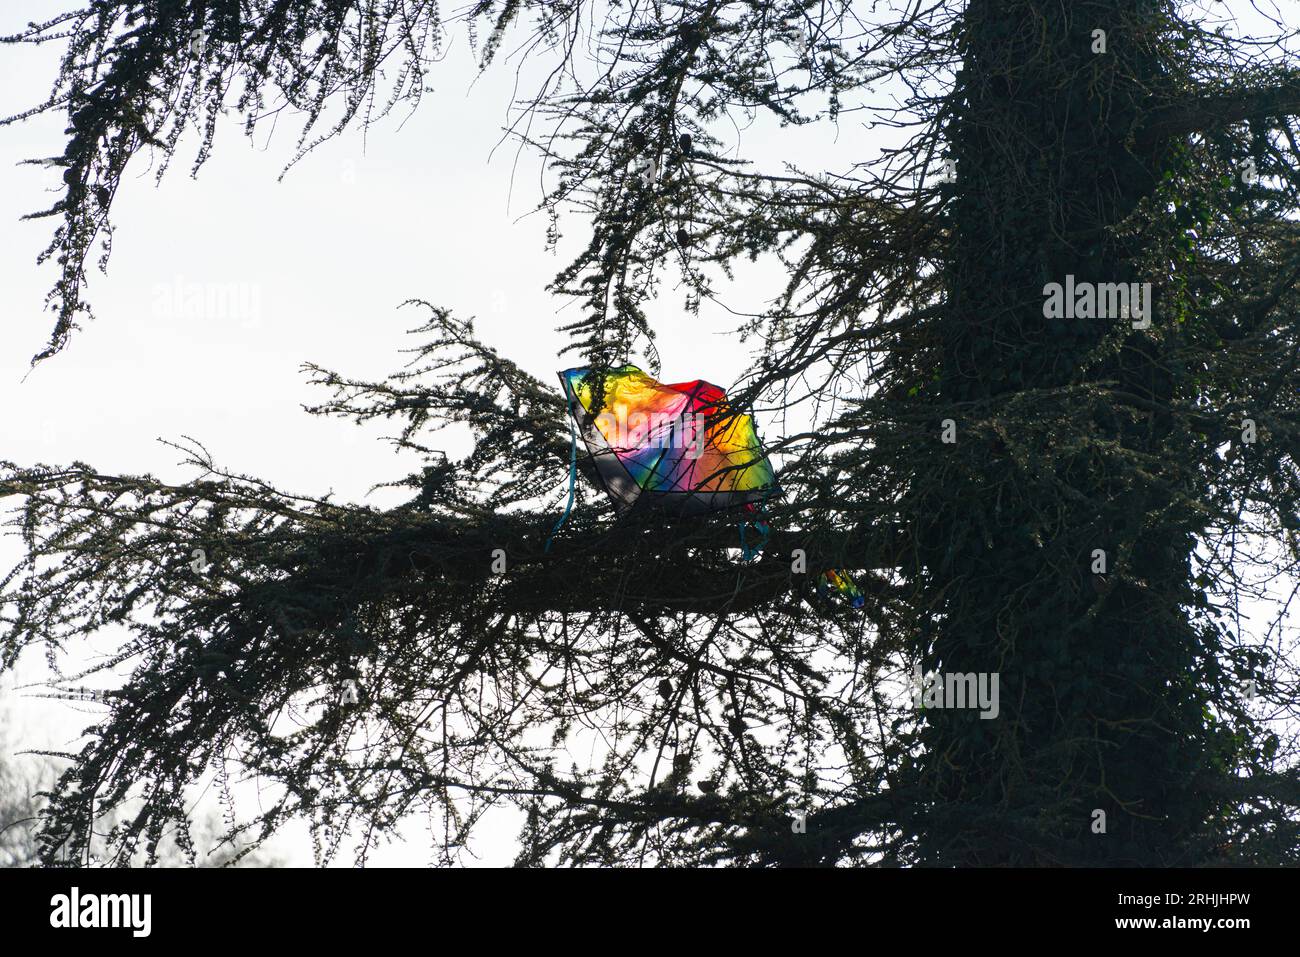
545,402,579,554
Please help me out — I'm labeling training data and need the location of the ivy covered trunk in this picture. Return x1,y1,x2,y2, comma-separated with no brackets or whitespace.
905,0,1227,864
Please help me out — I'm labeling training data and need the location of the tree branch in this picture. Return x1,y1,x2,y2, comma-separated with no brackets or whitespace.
1138,75,1300,146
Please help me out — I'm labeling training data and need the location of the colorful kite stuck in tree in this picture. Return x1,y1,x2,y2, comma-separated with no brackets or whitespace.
818,568,865,608
557,364,778,516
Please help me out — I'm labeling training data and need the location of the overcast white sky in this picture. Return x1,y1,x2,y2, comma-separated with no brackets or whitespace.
0,2,881,865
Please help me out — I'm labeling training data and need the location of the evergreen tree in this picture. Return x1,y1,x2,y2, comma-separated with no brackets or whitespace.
2,1,1298,865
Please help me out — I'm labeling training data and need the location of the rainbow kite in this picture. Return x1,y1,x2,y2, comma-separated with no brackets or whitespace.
558,365,777,515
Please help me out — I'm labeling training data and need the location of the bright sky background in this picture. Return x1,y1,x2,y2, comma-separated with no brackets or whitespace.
0,1,883,866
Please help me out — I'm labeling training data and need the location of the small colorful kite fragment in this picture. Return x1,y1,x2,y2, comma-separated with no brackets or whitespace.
817,568,865,608
558,365,778,515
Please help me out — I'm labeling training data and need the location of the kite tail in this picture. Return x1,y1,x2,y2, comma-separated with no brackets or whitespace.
818,568,866,609
545,406,578,554
738,488,774,560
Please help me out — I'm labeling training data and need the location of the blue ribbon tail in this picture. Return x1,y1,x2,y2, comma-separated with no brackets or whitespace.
738,486,775,561
738,517,770,561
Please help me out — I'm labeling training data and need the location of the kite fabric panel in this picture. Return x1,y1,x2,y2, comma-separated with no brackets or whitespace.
558,365,778,515
818,568,865,608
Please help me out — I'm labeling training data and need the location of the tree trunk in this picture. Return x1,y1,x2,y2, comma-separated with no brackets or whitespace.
910,0,1221,865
